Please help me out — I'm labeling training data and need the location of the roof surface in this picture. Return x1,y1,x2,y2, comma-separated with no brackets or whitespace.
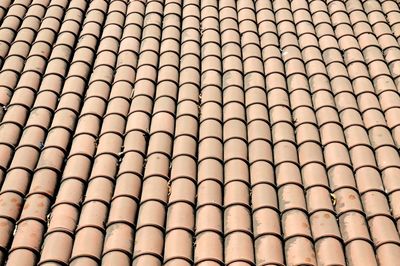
0,0,400,265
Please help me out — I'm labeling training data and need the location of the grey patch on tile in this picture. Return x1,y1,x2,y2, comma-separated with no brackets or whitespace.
144,15,153,25
322,48,334,64
222,71,232,88
244,73,252,89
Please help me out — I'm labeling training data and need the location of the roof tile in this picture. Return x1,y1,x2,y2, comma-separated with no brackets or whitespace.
1,0,400,265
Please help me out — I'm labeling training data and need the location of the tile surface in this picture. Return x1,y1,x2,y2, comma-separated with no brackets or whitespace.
0,0,400,265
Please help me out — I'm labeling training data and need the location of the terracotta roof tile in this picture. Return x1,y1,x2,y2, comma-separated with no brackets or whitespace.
1,0,400,265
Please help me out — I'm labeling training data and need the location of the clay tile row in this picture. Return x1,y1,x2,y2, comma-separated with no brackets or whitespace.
36,1,109,265
0,0,91,263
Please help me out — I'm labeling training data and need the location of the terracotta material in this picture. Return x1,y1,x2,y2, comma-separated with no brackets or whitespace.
1,0,400,265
